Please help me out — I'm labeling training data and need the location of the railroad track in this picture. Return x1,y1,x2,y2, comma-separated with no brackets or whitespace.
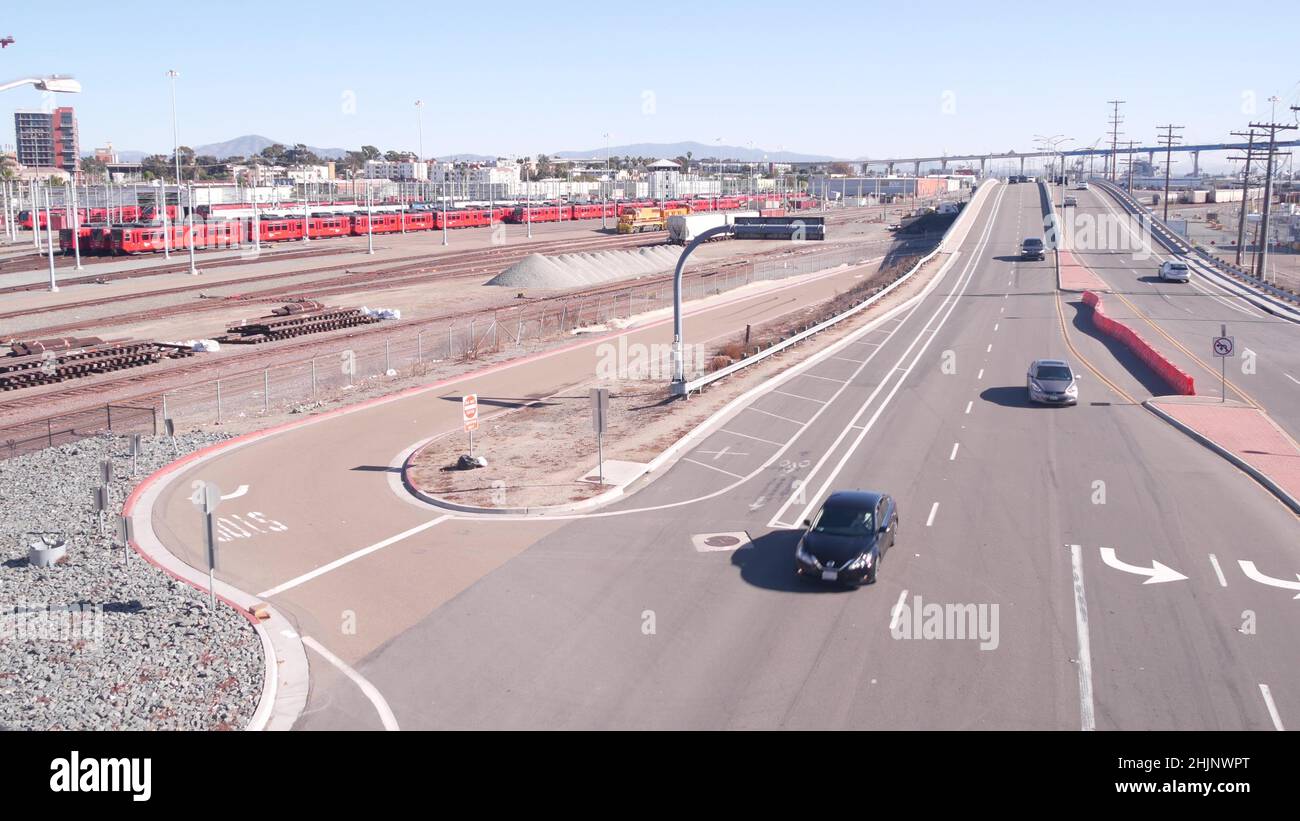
1,231,665,337
0,244,358,291
0,234,941,420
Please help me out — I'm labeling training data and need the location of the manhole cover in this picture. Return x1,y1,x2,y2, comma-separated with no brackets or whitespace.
691,531,752,553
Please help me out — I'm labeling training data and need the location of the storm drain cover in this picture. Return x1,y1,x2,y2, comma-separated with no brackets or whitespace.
691,532,752,553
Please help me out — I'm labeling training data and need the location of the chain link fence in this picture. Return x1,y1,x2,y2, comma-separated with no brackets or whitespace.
1,404,156,460
3,233,944,452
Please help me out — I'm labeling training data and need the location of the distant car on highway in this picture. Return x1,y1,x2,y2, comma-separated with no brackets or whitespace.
1063,196,1078,207
1158,260,1191,282
795,490,897,587
1026,359,1079,405
1021,237,1046,260
1075,181,1089,190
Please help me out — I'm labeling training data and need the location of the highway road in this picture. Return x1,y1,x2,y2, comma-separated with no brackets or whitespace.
1065,183,1300,438
149,181,1300,730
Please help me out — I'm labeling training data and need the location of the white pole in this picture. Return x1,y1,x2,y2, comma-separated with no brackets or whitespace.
187,183,198,274
70,174,83,269
366,179,374,255
33,180,43,251
161,181,171,258
44,186,57,292
442,178,448,246
252,181,261,255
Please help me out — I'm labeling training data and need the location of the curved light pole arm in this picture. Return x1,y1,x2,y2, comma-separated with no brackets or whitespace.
671,225,735,394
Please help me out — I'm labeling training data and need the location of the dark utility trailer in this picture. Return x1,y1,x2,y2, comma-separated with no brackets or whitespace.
730,216,825,241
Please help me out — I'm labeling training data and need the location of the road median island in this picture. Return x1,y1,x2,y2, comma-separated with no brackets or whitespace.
1080,289,1196,396
404,253,947,511
1145,396,1300,515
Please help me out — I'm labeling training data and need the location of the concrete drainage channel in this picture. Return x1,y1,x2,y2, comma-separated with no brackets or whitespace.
0,431,264,730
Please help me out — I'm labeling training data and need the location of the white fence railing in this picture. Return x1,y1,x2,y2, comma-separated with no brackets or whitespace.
682,180,997,395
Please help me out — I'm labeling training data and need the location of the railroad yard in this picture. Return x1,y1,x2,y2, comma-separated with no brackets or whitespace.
0,199,948,442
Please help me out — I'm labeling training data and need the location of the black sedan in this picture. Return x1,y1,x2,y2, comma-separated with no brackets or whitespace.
794,491,898,587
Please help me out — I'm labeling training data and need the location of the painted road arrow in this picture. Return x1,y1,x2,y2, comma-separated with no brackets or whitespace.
1099,547,1188,584
1238,561,1300,598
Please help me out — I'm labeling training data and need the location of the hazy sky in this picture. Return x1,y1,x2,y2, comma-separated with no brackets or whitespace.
6,0,1298,166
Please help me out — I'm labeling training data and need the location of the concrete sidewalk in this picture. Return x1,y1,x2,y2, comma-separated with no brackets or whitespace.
1148,395,1300,515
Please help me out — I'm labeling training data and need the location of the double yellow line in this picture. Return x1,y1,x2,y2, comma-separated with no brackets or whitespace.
1052,287,1137,405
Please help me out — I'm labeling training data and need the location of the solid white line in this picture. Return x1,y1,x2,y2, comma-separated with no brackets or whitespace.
1208,553,1228,587
1286,373,1300,386
986,344,992,353
719,428,785,447
797,372,847,384
258,515,451,598
850,339,883,347
746,406,806,425
1259,684,1285,731
949,442,959,461
964,400,973,414
889,589,909,632
682,457,746,480
925,502,939,526
302,636,399,731
1069,544,1097,731
977,368,984,380
768,185,1008,529
771,389,826,404
830,356,864,364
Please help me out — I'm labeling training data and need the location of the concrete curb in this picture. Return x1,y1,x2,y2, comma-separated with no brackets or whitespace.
1143,400,1300,516
123,450,310,731
400,431,634,516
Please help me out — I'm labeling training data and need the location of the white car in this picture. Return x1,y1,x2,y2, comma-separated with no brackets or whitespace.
1159,261,1191,282
1074,181,1089,190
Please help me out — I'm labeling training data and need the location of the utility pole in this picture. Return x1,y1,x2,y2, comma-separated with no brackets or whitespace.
1156,124,1184,222
1107,100,1125,182
1248,117,1297,280
1228,129,1261,268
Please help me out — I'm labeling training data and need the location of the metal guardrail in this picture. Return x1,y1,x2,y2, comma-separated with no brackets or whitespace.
1091,178,1300,309
681,182,993,395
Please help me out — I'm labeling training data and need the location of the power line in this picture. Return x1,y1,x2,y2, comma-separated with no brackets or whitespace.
1107,100,1125,182
1155,124,1184,222
1246,118,1298,280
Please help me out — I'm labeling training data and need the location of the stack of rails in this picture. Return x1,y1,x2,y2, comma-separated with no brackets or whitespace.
0,337,195,391
216,301,381,344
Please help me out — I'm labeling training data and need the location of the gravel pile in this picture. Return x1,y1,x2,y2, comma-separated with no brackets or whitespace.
0,432,264,730
487,246,680,288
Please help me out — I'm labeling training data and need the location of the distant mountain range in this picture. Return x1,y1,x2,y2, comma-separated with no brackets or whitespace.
553,141,836,163
100,137,840,165
192,135,349,160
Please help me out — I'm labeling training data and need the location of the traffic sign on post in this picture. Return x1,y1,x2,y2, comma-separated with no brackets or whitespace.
590,388,610,484
190,480,222,617
462,394,479,456
1213,325,1233,403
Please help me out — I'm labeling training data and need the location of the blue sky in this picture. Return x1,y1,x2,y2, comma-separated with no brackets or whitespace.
5,0,1297,165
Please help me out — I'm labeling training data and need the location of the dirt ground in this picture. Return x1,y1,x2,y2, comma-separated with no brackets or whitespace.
406,248,948,509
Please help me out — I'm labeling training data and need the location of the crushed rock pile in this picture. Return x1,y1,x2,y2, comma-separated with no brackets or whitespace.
487,246,682,289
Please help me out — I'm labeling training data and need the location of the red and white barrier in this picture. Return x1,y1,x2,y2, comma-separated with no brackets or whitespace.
1082,290,1195,395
